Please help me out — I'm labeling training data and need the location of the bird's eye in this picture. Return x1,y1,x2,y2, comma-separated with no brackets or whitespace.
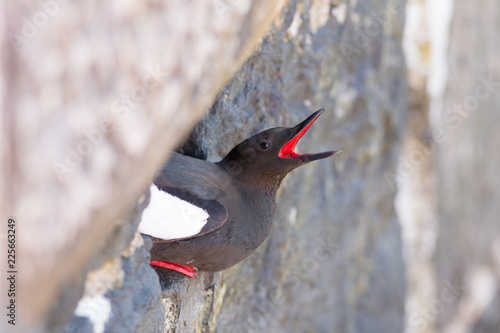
259,141,270,150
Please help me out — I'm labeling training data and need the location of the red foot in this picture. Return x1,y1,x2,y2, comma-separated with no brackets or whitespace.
150,261,198,278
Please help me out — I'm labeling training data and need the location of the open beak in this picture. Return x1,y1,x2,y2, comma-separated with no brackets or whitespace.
278,109,342,162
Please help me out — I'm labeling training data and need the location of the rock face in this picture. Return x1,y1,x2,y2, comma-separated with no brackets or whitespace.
3,0,410,332
64,233,164,333
65,0,409,331
158,0,408,331
5,0,499,331
399,1,500,332
0,1,285,332
434,0,500,332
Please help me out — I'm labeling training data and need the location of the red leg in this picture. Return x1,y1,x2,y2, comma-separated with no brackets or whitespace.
150,261,198,278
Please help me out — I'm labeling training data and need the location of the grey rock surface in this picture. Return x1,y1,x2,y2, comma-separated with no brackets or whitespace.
0,1,285,331
434,0,500,332
158,0,408,332
64,233,164,333
4,0,498,332
2,0,414,332
397,1,500,332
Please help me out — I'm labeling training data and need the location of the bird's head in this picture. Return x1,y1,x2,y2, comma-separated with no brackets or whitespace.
219,109,341,188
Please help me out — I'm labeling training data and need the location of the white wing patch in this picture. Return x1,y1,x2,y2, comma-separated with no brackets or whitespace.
139,184,209,240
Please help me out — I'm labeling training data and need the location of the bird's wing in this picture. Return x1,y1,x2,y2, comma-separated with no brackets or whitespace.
153,152,233,201
139,152,231,243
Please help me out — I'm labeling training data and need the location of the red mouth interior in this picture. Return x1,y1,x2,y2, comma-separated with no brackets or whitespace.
278,113,320,158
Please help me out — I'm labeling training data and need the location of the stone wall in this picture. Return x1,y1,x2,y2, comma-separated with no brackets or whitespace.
0,1,285,332
4,0,499,331
400,0,500,332
2,0,413,332
65,0,409,332
159,1,408,331
435,0,500,331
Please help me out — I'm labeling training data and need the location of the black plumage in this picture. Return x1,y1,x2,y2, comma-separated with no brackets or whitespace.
142,109,341,275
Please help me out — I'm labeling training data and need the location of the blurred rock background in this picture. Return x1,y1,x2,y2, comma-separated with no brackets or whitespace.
1,0,498,333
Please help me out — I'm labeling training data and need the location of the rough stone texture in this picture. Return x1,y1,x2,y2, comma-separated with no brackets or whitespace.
1,0,412,332
0,1,286,332
159,0,408,332
434,0,500,332
399,1,441,332
400,1,500,333
64,233,164,333
2,0,498,331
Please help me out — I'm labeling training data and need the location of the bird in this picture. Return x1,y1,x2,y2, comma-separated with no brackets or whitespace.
139,109,341,277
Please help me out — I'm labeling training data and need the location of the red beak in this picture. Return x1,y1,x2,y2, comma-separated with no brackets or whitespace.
279,109,341,161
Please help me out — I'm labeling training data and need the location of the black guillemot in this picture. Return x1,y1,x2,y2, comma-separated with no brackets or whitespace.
139,109,341,277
